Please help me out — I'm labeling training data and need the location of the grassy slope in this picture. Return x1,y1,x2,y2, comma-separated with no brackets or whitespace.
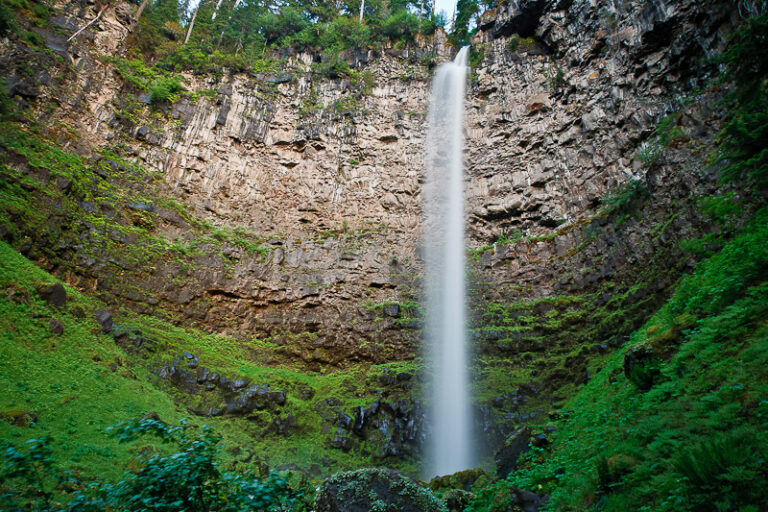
0,241,421,482
469,206,768,511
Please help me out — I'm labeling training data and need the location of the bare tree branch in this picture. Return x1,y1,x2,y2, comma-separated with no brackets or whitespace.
67,4,107,42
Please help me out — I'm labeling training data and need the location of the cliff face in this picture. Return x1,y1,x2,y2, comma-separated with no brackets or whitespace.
0,0,740,466
5,0,732,365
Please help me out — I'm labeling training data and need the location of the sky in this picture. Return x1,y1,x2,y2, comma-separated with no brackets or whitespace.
434,0,456,23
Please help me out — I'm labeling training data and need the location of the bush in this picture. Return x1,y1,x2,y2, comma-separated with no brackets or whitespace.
0,437,61,510
674,431,768,510
0,80,18,121
149,76,183,104
715,14,768,187
0,419,306,511
656,115,686,145
0,1,18,37
317,52,351,79
379,10,420,42
319,17,370,50
601,178,649,216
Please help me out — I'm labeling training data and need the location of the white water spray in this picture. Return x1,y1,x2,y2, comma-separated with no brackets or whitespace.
424,46,472,477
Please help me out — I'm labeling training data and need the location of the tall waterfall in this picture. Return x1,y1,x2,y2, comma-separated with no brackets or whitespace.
424,46,472,477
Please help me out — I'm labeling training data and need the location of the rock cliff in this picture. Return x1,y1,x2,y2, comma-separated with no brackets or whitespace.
0,0,741,468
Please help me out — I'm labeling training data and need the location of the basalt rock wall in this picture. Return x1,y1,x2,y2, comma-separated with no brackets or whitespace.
1,0,736,367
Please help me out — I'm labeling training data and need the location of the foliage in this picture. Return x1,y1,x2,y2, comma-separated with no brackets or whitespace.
0,80,19,121
451,0,479,46
469,45,485,69
545,65,565,92
128,0,448,74
625,355,661,391
635,140,662,167
317,51,353,79
0,420,305,511
656,115,686,146
674,430,767,510
149,76,184,104
600,178,649,217
0,437,62,510
0,0,19,37
469,205,768,511
715,14,768,187
0,231,420,482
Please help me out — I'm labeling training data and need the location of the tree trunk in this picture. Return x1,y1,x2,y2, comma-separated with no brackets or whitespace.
135,0,151,23
211,0,224,20
68,4,107,41
359,0,365,22
184,5,198,44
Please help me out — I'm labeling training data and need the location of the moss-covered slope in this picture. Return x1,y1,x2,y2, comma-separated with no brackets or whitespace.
469,205,768,510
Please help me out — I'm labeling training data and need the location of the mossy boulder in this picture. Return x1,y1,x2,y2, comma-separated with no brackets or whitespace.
429,467,488,492
314,468,447,512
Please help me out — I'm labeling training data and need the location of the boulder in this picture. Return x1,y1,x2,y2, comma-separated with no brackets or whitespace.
495,425,531,477
315,468,447,512
49,318,64,335
93,309,113,332
37,283,67,308
487,486,549,512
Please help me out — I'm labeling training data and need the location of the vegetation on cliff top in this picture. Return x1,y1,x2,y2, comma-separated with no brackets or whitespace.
133,0,447,75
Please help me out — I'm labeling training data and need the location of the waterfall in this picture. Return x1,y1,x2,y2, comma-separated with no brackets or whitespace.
424,46,472,477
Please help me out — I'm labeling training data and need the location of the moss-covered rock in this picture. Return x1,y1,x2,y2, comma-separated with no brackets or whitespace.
314,468,447,512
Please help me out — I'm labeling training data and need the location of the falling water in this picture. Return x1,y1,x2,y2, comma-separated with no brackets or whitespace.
424,46,472,477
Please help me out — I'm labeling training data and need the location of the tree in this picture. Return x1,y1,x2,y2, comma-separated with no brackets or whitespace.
452,0,478,46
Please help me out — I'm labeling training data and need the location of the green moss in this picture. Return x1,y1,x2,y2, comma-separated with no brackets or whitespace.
470,207,768,512
0,241,422,480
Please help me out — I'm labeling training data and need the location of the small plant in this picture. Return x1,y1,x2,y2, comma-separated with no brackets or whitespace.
421,53,437,68
625,357,661,390
599,9,619,30
595,454,634,493
149,76,183,105
317,52,352,79
507,34,521,52
601,178,649,216
635,140,662,167
656,116,686,146
469,46,485,69
496,231,523,245
674,430,768,509
545,65,565,92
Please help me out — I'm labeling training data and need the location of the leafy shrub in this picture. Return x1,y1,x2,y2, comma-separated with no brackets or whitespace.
601,178,649,216
0,0,18,37
0,80,18,121
317,52,351,79
625,357,661,390
674,431,768,510
636,140,662,167
0,419,306,511
715,14,768,187
595,454,634,493
380,10,420,42
0,437,62,510
149,76,183,105
656,116,686,145
320,17,371,50
470,46,485,69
